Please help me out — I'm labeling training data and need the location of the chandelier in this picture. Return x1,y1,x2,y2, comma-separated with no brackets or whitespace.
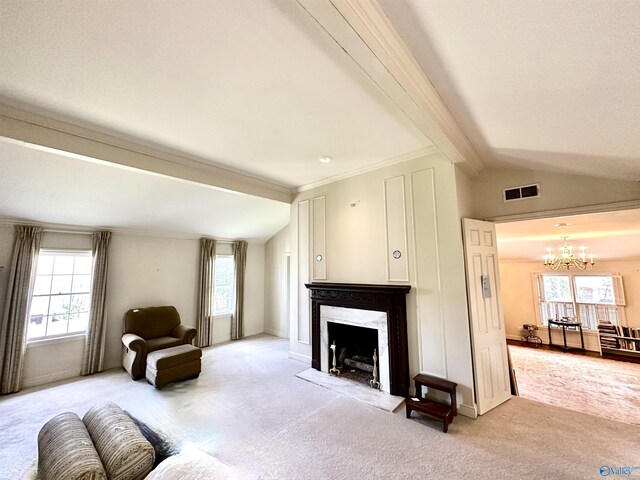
543,236,594,270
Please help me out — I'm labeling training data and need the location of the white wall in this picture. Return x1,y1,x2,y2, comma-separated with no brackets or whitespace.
289,153,477,417
243,243,266,338
0,225,267,389
104,236,266,369
499,259,640,352
454,165,474,219
469,167,640,220
264,225,290,338
103,234,200,369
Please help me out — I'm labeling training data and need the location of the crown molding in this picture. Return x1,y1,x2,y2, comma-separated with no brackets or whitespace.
296,145,439,192
0,101,293,204
0,217,265,244
297,0,483,177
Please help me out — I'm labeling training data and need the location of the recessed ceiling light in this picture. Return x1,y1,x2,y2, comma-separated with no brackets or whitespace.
319,156,332,164
553,223,572,227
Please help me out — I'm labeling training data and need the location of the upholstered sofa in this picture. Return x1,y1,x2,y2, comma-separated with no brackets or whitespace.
122,306,197,380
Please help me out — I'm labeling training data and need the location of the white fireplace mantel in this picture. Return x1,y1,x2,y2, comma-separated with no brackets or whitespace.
320,306,390,394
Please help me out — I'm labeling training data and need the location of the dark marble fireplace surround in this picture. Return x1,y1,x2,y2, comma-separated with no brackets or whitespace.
305,283,411,397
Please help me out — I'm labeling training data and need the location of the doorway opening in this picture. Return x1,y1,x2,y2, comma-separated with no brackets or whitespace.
494,207,640,426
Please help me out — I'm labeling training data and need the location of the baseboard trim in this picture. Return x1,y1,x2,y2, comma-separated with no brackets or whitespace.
422,391,477,419
457,403,477,419
212,335,232,345
507,332,599,352
264,328,285,338
288,351,311,364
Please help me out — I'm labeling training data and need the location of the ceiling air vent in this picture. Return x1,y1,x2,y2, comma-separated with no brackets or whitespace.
503,183,540,202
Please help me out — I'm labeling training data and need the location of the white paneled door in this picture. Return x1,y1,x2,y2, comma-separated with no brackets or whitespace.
462,218,511,415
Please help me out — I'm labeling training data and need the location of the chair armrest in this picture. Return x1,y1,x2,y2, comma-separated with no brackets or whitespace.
171,324,197,345
122,333,147,354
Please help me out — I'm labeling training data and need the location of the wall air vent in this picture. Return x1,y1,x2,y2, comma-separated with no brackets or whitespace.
503,183,540,202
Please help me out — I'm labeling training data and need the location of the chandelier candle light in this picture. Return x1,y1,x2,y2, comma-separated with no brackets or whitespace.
543,235,595,271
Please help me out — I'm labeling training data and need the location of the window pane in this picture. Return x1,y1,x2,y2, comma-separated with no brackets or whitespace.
27,317,47,339
47,316,68,336
68,312,89,334
49,295,71,317
72,275,91,293
574,276,615,305
36,255,54,275
74,256,92,275
542,275,572,302
53,256,74,274
51,275,73,295
29,296,50,318
214,285,233,314
70,294,90,314
215,256,234,286
33,275,52,295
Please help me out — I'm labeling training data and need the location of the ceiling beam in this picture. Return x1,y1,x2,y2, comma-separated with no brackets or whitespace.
0,102,293,204
297,0,484,176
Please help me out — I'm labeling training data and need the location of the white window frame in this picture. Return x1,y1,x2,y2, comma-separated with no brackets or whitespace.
213,254,235,316
27,249,93,342
533,272,626,330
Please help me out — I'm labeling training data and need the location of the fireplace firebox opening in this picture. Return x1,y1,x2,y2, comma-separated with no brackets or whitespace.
327,321,378,386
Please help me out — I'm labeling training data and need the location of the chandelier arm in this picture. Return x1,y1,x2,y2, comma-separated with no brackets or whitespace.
543,236,595,271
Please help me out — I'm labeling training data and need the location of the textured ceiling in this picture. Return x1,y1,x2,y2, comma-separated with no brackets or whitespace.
380,0,640,181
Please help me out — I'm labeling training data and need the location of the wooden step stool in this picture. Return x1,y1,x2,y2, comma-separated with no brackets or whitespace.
405,373,457,432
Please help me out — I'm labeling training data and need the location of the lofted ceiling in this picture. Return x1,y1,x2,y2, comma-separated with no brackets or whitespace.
0,0,429,188
496,208,640,262
1,0,639,240
380,0,640,181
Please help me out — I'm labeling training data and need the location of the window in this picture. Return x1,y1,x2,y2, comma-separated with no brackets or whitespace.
27,251,92,340
536,273,625,330
213,255,235,315
574,276,615,304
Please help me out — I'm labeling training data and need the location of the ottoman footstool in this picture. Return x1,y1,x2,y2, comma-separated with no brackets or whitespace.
146,344,202,388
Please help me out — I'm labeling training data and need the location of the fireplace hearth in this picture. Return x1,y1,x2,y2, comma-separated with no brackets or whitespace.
305,283,411,397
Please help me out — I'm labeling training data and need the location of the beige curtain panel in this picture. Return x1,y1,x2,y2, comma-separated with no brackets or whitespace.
81,231,112,376
231,240,248,341
0,225,43,394
196,238,216,348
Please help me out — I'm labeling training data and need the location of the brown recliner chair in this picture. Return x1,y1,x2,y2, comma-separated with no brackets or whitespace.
122,306,197,380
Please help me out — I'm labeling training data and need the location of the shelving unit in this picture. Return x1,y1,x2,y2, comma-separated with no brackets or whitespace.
597,324,640,358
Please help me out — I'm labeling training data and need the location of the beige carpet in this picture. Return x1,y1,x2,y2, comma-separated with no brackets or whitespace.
1,335,639,480
509,344,640,426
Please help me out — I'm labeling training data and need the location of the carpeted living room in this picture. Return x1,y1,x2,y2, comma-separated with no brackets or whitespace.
2,1,640,479
2,334,639,479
